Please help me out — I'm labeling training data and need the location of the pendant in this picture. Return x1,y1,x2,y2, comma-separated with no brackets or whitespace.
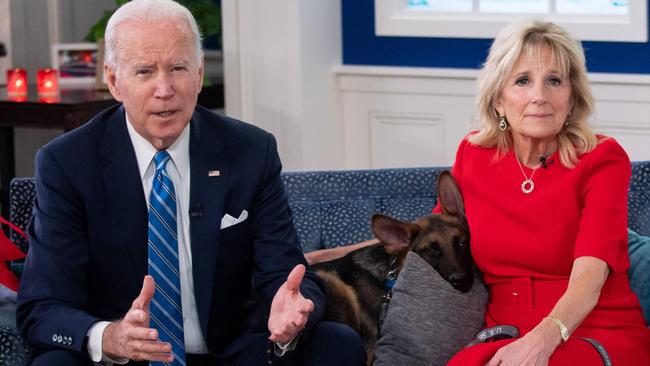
521,179,534,194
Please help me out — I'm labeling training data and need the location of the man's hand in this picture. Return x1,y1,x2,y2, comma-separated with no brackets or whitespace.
268,264,315,344
102,275,174,362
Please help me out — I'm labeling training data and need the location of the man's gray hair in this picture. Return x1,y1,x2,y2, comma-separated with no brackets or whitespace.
104,0,203,72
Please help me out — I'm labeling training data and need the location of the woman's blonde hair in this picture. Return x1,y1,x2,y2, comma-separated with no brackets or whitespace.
470,19,597,168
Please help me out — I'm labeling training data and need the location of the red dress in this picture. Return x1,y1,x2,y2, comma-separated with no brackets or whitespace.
443,135,650,366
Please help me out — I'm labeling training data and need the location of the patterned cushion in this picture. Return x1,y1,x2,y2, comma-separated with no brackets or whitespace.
0,325,29,366
628,228,650,322
321,199,378,248
381,197,437,222
289,202,322,253
630,162,650,236
282,167,443,251
10,162,650,251
8,178,34,254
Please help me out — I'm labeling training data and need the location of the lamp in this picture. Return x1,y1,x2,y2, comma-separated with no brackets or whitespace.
6,68,28,99
37,68,59,98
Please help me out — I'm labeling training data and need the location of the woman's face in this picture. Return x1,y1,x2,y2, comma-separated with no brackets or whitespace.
494,45,573,145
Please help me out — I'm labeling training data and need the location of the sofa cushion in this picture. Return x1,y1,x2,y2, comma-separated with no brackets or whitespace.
0,324,29,365
628,228,650,322
8,178,35,254
321,199,378,249
373,252,488,366
288,201,322,253
629,162,650,236
381,196,437,222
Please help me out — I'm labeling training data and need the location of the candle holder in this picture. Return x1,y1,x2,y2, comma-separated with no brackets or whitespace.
37,68,59,97
6,68,28,98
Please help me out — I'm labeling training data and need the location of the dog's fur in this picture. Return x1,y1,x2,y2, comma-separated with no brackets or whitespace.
311,172,472,362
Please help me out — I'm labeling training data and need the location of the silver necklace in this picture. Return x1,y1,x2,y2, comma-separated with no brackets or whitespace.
515,154,538,194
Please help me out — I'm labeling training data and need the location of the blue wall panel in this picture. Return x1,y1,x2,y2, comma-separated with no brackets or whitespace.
342,0,650,74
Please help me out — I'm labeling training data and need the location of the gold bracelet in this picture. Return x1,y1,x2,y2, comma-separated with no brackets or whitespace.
545,316,570,342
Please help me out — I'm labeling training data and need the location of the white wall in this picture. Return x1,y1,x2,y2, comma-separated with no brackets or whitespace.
222,0,343,171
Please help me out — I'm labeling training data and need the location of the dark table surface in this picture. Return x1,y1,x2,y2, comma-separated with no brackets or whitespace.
0,86,119,219
0,86,118,130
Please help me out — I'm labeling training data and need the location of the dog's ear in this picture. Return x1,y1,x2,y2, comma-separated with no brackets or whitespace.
371,214,420,255
437,171,466,223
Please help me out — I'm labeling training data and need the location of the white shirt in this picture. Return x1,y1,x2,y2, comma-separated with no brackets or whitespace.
87,115,208,364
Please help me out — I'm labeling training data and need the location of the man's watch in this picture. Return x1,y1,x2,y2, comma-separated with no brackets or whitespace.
546,316,570,342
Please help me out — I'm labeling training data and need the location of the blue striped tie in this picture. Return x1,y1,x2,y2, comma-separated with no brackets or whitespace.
148,150,185,366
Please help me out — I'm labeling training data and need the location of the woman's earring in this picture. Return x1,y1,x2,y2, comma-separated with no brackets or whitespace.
498,116,508,131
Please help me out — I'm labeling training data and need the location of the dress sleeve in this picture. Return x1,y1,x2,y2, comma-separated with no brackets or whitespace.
574,138,631,274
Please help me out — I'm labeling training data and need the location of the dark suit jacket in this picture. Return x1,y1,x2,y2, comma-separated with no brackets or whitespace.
16,105,325,362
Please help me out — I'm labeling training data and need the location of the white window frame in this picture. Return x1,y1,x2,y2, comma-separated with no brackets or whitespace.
375,0,648,42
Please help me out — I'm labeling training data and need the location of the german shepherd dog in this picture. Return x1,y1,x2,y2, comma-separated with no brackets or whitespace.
311,172,472,363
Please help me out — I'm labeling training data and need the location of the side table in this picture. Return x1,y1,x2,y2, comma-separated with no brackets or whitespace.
0,87,118,219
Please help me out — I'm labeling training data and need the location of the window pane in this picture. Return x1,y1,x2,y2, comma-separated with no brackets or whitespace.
480,0,549,13
408,0,472,12
556,0,628,15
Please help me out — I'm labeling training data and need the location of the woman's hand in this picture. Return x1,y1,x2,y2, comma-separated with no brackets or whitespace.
485,318,563,366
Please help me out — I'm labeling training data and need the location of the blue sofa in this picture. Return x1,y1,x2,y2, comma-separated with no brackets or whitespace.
3,161,650,364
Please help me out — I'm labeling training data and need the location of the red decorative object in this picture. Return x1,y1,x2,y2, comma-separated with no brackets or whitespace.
37,68,59,97
6,68,27,98
0,217,27,292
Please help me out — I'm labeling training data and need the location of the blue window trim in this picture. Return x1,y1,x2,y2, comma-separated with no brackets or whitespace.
342,0,650,74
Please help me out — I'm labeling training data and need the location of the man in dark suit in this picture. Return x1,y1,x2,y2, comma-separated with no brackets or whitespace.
16,1,365,365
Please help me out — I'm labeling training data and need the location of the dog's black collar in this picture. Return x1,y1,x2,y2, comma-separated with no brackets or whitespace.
379,256,399,333
383,257,398,292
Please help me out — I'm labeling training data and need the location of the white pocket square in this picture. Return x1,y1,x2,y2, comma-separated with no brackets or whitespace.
220,210,248,229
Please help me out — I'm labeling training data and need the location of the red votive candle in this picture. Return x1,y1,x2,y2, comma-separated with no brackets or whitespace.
6,68,28,97
37,68,59,97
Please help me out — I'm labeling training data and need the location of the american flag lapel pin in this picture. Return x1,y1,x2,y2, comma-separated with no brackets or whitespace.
208,170,220,177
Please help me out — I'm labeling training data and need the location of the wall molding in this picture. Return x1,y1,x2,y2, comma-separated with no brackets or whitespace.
336,65,650,168
221,0,343,171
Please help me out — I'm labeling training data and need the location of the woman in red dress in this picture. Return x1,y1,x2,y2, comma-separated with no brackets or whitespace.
445,19,650,365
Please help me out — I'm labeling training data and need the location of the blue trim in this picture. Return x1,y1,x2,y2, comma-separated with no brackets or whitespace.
342,0,650,74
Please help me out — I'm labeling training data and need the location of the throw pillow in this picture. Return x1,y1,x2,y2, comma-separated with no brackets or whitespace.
373,252,488,366
628,228,650,323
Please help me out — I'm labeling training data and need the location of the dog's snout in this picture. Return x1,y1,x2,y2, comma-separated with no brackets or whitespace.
449,272,472,292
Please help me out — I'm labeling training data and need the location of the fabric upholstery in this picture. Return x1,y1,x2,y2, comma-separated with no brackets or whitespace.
12,162,649,253
630,162,650,236
373,252,488,366
281,167,440,251
0,324,29,365
628,229,650,322
8,178,34,254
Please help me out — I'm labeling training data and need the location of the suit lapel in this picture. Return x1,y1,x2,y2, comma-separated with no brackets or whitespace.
99,107,148,282
188,110,228,338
